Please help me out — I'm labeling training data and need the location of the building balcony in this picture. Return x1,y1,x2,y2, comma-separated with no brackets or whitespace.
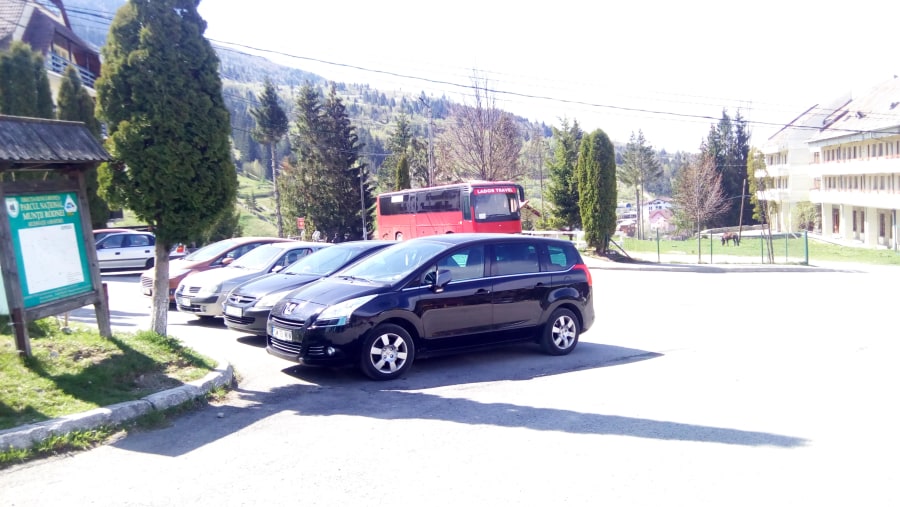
758,187,809,203
45,53,96,88
812,157,900,177
810,188,900,208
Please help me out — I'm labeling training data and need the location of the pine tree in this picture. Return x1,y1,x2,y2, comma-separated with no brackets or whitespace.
289,82,374,241
395,152,411,190
251,78,289,237
577,129,617,253
0,41,54,118
546,119,583,229
57,65,107,228
95,0,237,334
619,130,663,239
703,110,751,228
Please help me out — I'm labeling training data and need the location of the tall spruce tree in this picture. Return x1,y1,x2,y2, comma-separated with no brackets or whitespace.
95,0,237,335
546,119,583,229
703,110,751,228
57,65,108,228
251,78,289,237
395,152,411,190
289,82,374,241
0,41,54,118
619,130,663,239
577,129,617,253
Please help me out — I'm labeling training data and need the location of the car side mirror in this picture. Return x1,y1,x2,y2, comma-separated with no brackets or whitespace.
222,257,234,266
272,265,284,273
432,269,452,292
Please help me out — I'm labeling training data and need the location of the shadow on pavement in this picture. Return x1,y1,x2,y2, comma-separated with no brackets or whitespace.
111,341,807,457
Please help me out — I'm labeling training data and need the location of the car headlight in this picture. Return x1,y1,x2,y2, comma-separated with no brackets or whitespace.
314,295,376,327
254,289,292,310
196,283,222,298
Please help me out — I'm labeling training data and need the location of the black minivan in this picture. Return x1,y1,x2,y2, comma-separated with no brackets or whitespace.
266,233,594,380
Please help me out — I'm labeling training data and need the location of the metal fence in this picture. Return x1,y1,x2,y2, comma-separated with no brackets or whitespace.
615,231,810,265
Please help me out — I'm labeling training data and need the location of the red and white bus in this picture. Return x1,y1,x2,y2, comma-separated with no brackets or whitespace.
376,181,525,240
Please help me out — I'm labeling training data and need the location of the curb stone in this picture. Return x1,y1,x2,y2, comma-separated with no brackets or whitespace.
0,358,233,452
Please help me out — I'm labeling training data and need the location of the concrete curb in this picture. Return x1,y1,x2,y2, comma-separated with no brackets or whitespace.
0,358,233,452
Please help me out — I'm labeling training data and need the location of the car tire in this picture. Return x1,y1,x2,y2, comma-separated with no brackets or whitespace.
145,258,154,269
395,232,403,241
540,308,579,356
359,324,415,380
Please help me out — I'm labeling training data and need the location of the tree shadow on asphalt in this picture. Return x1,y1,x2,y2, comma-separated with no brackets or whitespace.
111,341,807,457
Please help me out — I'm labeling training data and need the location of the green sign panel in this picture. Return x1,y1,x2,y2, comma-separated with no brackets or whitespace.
5,192,94,308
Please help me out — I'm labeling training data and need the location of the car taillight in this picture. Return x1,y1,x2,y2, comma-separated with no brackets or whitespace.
573,263,592,286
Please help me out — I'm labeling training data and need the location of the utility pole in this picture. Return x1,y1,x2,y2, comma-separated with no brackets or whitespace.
419,92,434,186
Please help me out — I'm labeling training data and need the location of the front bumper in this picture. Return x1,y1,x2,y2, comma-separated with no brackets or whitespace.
175,292,224,317
265,316,364,366
223,305,269,335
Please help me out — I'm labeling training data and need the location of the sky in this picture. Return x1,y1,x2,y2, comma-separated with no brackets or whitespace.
196,0,898,153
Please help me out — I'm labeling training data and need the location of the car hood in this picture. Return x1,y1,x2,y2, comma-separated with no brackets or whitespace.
231,272,323,298
142,257,211,279
273,278,382,319
288,277,382,303
181,265,269,289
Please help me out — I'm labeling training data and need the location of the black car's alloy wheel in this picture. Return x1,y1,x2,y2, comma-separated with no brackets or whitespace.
540,308,579,355
360,324,415,380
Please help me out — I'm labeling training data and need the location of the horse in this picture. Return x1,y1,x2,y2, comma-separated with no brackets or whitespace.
721,232,741,246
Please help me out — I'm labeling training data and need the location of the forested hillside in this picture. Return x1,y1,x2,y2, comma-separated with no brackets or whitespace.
67,0,553,192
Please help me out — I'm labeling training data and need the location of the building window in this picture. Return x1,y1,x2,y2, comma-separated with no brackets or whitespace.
879,144,884,157
880,213,886,237
853,210,858,232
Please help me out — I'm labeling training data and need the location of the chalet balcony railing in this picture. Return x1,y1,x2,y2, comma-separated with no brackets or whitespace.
45,53,97,88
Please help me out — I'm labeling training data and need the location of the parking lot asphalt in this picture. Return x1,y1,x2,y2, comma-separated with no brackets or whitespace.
1,251,887,452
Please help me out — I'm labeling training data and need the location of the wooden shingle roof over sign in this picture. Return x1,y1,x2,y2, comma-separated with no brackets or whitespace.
0,115,109,171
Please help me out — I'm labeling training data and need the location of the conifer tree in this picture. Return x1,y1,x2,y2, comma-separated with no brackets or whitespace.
619,130,663,239
95,0,237,334
703,110,751,227
395,152,411,190
546,119,583,229
57,65,108,228
289,82,374,241
0,41,54,118
577,129,617,253
251,78,289,237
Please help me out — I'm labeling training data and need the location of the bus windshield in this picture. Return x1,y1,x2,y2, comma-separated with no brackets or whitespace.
473,191,519,221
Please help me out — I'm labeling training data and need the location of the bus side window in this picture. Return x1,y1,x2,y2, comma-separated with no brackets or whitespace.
462,193,471,220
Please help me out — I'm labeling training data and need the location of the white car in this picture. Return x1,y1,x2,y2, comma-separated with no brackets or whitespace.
95,231,156,271
174,241,329,319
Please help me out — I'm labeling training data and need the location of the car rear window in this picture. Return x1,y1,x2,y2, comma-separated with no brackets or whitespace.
545,243,578,272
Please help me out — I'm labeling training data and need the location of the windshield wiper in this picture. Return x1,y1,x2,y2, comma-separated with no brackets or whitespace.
338,275,372,283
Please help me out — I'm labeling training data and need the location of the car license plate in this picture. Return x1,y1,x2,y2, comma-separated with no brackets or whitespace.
224,305,242,317
271,326,293,342
180,297,191,307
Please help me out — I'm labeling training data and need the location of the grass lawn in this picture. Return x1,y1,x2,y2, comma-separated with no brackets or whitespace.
0,318,216,432
615,235,900,266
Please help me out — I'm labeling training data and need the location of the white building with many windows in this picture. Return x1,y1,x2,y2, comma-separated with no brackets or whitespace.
759,77,900,250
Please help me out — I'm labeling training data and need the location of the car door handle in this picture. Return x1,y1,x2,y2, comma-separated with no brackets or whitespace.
475,288,490,295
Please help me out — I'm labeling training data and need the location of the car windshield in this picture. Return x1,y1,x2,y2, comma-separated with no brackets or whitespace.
284,244,373,276
229,244,284,270
181,239,240,262
338,240,447,283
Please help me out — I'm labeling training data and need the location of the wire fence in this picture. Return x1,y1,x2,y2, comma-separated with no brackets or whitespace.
614,231,810,265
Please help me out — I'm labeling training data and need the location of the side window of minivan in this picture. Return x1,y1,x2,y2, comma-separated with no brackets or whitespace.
545,244,575,272
491,243,540,276
421,245,485,285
